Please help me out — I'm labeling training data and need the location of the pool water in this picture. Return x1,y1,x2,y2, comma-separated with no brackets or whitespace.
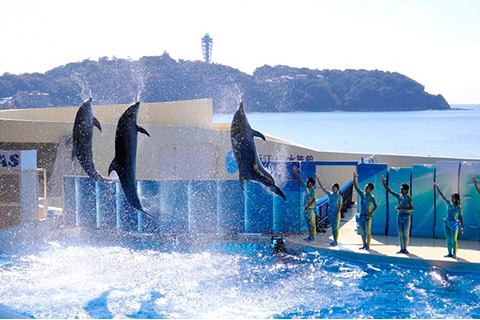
1,233,480,319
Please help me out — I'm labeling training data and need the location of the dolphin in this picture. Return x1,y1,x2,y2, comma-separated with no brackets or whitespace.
272,236,288,255
108,102,153,219
72,97,105,181
230,101,286,200
428,266,449,284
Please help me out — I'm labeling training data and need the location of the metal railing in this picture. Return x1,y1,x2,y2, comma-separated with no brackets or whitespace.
315,180,354,230
36,168,48,219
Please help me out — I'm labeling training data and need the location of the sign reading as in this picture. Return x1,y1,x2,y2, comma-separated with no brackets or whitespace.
0,151,20,169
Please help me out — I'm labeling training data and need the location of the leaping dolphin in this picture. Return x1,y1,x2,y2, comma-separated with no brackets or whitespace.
230,101,286,200
108,102,153,218
72,97,105,181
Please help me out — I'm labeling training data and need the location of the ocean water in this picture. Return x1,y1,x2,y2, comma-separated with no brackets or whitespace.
214,104,480,159
1,236,480,319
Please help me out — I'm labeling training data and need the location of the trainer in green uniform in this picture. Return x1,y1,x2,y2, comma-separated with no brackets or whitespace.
434,183,465,258
353,172,378,250
316,175,343,246
293,166,316,242
382,175,414,254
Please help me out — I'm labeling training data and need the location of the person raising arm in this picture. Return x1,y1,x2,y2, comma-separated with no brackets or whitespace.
434,182,464,258
293,166,317,242
382,175,414,254
316,175,343,246
353,172,377,250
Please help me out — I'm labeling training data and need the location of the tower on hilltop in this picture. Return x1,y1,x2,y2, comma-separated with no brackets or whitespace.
201,33,213,63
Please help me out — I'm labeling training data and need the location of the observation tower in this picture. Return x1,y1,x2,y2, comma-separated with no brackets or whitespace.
201,33,213,63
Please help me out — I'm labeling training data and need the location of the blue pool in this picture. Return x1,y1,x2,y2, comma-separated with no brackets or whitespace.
1,230,480,319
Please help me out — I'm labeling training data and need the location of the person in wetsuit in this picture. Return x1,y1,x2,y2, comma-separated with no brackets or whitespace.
353,172,378,250
316,175,343,246
293,166,316,242
382,175,414,254
472,176,480,194
434,182,465,258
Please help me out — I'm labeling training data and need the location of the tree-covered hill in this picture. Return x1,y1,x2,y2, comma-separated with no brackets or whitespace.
0,53,450,112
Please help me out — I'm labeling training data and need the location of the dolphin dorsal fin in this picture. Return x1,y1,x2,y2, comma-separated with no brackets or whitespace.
252,129,266,141
108,158,117,176
137,125,150,137
93,117,102,132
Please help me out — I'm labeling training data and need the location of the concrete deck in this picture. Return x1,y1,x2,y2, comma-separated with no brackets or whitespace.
286,206,480,272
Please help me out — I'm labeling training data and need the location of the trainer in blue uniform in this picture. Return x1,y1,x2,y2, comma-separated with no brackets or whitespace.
293,166,316,242
382,175,414,254
434,183,465,258
316,175,343,246
353,172,377,250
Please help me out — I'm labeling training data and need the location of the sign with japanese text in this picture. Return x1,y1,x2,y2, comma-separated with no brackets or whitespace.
258,154,314,163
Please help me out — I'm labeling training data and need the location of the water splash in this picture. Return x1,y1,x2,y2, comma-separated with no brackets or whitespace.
129,59,146,103
1,236,480,318
71,70,92,101
215,81,242,114
264,144,292,189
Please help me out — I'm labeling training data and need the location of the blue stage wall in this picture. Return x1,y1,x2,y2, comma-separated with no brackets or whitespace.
410,164,436,238
217,180,245,233
62,159,480,241
459,162,480,240
244,181,273,233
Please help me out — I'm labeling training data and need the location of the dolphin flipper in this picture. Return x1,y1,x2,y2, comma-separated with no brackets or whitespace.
108,158,117,176
252,130,266,141
93,117,102,131
137,126,150,137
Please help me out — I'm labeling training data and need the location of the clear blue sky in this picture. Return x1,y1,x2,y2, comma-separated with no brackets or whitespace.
0,0,479,104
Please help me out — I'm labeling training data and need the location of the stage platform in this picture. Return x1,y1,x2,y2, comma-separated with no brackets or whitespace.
286,206,480,272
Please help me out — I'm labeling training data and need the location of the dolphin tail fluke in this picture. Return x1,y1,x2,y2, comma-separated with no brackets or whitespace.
88,170,105,182
79,158,105,182
271,185,287,201
139,208,154,219
108,158,117,176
